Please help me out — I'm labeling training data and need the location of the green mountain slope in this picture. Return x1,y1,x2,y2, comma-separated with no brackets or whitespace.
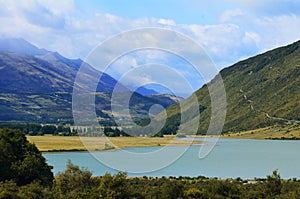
160,40,300,134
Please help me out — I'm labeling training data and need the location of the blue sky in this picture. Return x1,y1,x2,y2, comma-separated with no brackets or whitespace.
75,0,224,24
0,0,299,96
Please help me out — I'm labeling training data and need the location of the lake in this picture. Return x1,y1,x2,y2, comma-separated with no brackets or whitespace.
43,138,300,179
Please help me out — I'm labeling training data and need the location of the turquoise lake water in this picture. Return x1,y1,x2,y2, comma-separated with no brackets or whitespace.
43,138,300,179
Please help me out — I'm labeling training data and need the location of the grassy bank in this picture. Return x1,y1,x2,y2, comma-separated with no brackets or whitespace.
220,125,300,140
27,135,200,152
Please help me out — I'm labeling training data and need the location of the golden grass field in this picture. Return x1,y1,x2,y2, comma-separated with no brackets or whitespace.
220,125,300,139
27,135,200,152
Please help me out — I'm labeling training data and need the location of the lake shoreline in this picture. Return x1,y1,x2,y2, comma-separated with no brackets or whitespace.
29,125,300,153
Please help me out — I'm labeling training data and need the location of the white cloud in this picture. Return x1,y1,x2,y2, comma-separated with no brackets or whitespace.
243,32,261,46
227,0,300,17
38,0,75,15
105,54,139,78
220,9,244,22
254,14,300,51
158,18,176,26
182,23,253,68
116,64,195,97
0,0,299,93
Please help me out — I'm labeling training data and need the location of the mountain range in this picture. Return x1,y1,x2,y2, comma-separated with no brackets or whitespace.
0,38,182,124
1,38,299,134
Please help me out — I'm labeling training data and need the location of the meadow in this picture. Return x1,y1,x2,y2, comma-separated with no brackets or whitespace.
27,135,200,152
220,125,300,139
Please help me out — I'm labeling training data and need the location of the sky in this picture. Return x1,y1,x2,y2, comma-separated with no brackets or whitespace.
0,0,300,96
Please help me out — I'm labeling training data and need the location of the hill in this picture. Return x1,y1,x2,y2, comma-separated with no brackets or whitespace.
159,40,300,134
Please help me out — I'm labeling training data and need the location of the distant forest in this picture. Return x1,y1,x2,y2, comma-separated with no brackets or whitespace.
0,123,75,136
0,123,132,137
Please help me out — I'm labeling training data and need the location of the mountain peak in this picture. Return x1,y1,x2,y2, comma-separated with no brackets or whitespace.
0,37,48,56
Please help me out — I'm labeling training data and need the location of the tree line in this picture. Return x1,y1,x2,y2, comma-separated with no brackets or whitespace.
0,123,163,137
0,123,132,137
0,123,75,136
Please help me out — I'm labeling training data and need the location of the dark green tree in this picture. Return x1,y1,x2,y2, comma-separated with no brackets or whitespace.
99,172,130,199
54,161,93,197
0,129,53,186
40,125,57,134
185,188,208,199
265,170,282,197
17,182,53,199
0,180,19,199
159,180,184,199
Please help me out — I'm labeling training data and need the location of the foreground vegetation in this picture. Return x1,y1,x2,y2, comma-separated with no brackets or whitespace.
2,162,300,199
2,129,300,198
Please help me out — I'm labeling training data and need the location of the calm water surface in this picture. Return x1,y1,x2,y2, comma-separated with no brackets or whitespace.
43,138,300,179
